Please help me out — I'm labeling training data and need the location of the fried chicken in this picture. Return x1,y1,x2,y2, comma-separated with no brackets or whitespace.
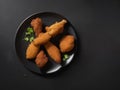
33,19,67,46
31,18,42,37
35,50,48,68
59,35,75,53
45,19,67,36
44,41,61,63
26,42,40,59
26,18,42,59
26,19,69,67
33,32,51,46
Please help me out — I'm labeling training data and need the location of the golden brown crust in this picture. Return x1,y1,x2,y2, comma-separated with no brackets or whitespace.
32,19,67,46
26,19,69,67
33,32,51,46
26,42,40,59
31,18,42,37
45,19,67,36
44,41,61,63
35,50,48,68
59,35,75,53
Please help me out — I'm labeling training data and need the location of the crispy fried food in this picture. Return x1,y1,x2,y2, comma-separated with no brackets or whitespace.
26,19,67,63
26,42,40,59
59,35,75,53
35,33,61,63
44,41,61,63
45,19,67,36
33,19,67,46
35,50,48,68
33,32,51,46
31,18,42,37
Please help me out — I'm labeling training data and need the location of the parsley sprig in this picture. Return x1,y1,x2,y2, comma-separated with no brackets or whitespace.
63,54,69,61
24,27,34,42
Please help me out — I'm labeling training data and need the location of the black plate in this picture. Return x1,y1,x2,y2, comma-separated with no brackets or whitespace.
15,12,78,75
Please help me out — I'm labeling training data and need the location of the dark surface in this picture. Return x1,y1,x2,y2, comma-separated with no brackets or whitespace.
0,0,120,89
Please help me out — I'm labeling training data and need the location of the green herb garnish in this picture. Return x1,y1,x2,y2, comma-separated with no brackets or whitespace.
27,27,34,33
25,32,31,35
24,37,29,41
29,37,34,42
63,54,69,61
24,27,34,42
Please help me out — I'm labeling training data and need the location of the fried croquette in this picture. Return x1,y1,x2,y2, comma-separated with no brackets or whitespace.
44,41,61,63
31,18,42,37
35,50,48,68
33,32,51,46
59,35,75,53
45,19,67,36
26,42,40,59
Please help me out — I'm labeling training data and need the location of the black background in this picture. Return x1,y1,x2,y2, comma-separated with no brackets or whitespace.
0,0,120,89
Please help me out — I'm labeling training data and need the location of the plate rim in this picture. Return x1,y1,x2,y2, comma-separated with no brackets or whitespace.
14,11,78,75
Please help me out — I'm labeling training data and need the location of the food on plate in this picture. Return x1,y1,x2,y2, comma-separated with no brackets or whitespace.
44,41,61,63
31,18,42,37
25,17,74,69
59,35,75,53
26,42,40,59
35,33,61,63
35,50,48,68
45,19,67,36
33,19,67,46
33,32,51,46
